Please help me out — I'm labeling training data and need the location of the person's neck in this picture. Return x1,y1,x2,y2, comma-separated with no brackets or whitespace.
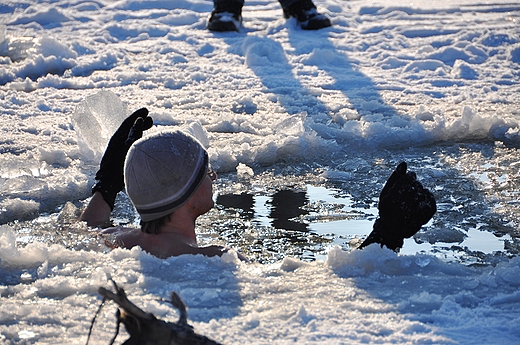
158,214,197,243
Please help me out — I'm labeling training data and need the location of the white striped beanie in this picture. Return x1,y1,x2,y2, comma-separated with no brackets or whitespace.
124,130,208,222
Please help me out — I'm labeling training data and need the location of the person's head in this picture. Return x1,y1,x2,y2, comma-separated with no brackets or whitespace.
124,130,216,233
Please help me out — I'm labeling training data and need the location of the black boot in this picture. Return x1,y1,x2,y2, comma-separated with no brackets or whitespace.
207,0,243,32
283,0,331,30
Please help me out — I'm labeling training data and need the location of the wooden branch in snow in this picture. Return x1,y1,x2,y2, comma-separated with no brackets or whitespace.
92,280,222,345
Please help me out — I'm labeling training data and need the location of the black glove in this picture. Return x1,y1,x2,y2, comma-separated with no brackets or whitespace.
92,108,153,210
359,162,436,251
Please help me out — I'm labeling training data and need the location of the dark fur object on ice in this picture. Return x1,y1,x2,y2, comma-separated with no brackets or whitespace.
87,280,222,345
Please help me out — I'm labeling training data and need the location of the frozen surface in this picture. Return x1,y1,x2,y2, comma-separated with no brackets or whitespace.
1,0,520,344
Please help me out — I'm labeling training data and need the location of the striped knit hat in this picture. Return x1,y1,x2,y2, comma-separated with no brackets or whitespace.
124,130,208,222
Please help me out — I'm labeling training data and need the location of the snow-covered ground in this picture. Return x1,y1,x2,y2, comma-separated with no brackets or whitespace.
1,0,520,343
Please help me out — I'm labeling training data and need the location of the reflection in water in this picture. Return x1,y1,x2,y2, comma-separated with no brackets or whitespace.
217,189,309,232
214,187,351,262
268,190,309,232
216,192,254,219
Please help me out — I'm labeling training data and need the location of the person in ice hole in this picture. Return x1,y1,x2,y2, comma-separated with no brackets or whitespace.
80,108,437,260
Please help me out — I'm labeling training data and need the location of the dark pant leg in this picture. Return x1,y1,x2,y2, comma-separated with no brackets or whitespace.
213,0,245,8
278,0,299,9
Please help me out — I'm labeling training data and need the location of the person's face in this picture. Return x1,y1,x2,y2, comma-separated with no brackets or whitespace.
186,167,217,216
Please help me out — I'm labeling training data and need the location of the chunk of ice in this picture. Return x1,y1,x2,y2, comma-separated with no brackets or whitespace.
72,90,127,163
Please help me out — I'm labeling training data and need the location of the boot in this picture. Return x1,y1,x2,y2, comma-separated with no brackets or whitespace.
283,0,331,30
207,0,243,32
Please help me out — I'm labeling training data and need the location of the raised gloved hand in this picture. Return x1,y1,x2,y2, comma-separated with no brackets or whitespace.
359,162,436,251
92,108,153,210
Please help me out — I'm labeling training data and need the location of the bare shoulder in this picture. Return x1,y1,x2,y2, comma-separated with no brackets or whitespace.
142,233,220,258
100,228,227,259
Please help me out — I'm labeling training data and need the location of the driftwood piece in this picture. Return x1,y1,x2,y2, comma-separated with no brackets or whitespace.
88,280,222,345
